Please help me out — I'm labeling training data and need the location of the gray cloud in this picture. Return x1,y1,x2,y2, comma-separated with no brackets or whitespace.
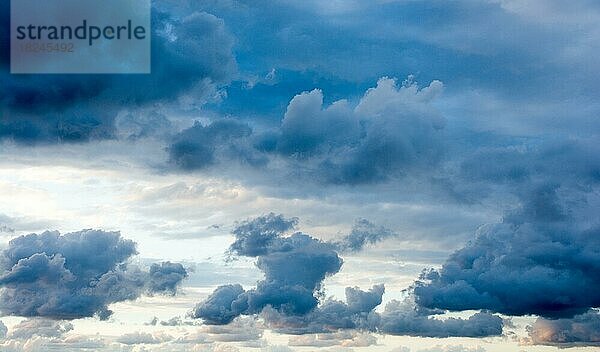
174,317,264,345
0,230,187,320
193,284,248,325
415,346,486,352
229,213,298,257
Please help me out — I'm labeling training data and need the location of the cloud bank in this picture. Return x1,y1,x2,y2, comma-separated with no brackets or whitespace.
169,77,445,185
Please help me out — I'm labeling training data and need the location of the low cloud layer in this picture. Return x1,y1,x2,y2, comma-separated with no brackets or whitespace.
0,229,187,319
193,214,503,338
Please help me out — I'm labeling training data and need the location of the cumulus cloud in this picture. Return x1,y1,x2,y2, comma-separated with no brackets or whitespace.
192,284,248,325
0,230,187,320
0,1,235,145
192,214,343,324
275,89,360,157
157,316,200,326
229,213,298,256
414,184,600,319
528,310,600,347
201,318,264,342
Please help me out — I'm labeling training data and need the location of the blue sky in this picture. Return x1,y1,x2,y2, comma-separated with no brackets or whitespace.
1,1,600,351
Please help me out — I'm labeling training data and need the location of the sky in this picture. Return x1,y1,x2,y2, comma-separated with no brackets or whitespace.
1,0,600,351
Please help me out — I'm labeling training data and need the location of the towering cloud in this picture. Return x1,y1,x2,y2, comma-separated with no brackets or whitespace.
192,214,343,324
0,230,187,319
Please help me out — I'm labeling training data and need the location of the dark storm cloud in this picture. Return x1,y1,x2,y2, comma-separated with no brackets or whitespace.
529,310,600,346
0,1,235,144
0,229,187,320
414,184,600,319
